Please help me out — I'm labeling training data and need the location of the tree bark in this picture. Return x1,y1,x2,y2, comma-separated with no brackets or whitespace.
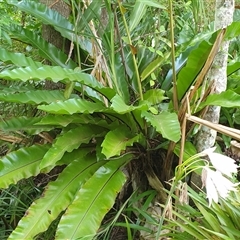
40,0,71,53
196,0,234,151
40,0,71,89
191,0,234,187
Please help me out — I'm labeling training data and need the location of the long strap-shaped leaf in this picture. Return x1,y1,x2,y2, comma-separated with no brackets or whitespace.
77,0,102,32
8,154,104,240
0,65,115,99
0,48,43,68
129,0,165,32
55,154,133,239
0,116,53,135
37,114,117,129
40,125,106,169
38,98,110,115
38,94,149,115
9,1,92,54
0,90,65,104
0,145,50,188
2,24,77,68
0,84,35,93
198,89,240,110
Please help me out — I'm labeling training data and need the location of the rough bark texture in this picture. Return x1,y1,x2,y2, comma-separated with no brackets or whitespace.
191,0,234,188
40,0,71,89
40,0,71,51
196,0,234,151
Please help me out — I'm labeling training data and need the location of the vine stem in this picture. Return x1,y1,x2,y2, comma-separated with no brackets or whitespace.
169,0,178,111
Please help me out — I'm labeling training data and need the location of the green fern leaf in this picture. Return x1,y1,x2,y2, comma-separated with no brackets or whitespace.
0,116,53,135
101,125,142,158
0,90,65,104
1,29,12,45
38,98,108,115
37,114,82,127
0,84,35,93
37,114,116,129
40,125,106,169
59,148,95,165
55,154,132,239
0,65,115,99
110,94,148,114
10,1,92,54
198,89,240,110
2,24,77,68
0,47,43,68
8,155,104,240
129,1,148,32
143,89,168,105
142,111,181,142
0,145,50,188
77,0,102,32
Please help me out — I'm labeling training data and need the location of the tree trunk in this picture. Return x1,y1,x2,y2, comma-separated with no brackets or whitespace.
196,0,234,151
40,0,71,89
40,0,71,52
191,0,234,187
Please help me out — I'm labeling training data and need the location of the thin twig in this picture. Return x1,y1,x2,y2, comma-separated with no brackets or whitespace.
186,114,240,141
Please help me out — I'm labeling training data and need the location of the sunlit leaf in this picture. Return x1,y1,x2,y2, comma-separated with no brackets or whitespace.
38,98,107,115
224,21,240,40
143,89,168,105
198,90,240,111
141,53,170,82
0,145,50,188
110,94,148,114
0,90,65,104
9,0,92,54
129,0,165,32
176,32,218,100
0,47,43,68
55,154,132,239
227,61,240,76
0,65,115,99
40,125,106,169
37,114,114,129
0,116,52,135
2,24,76,68
141,111,181,142
8,155,104,240
101,125,142,158
129,1,147,32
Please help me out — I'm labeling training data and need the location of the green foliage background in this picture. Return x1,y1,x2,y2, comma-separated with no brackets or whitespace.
0,0,240,239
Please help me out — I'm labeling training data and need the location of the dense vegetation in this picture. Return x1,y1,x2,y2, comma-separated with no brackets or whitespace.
0,0,240,239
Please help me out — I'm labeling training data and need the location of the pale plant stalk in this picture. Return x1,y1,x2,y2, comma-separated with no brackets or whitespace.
118,1,143,101
156,152,205,239
158,149,238,238
83,0,112,88
169,0,178,111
